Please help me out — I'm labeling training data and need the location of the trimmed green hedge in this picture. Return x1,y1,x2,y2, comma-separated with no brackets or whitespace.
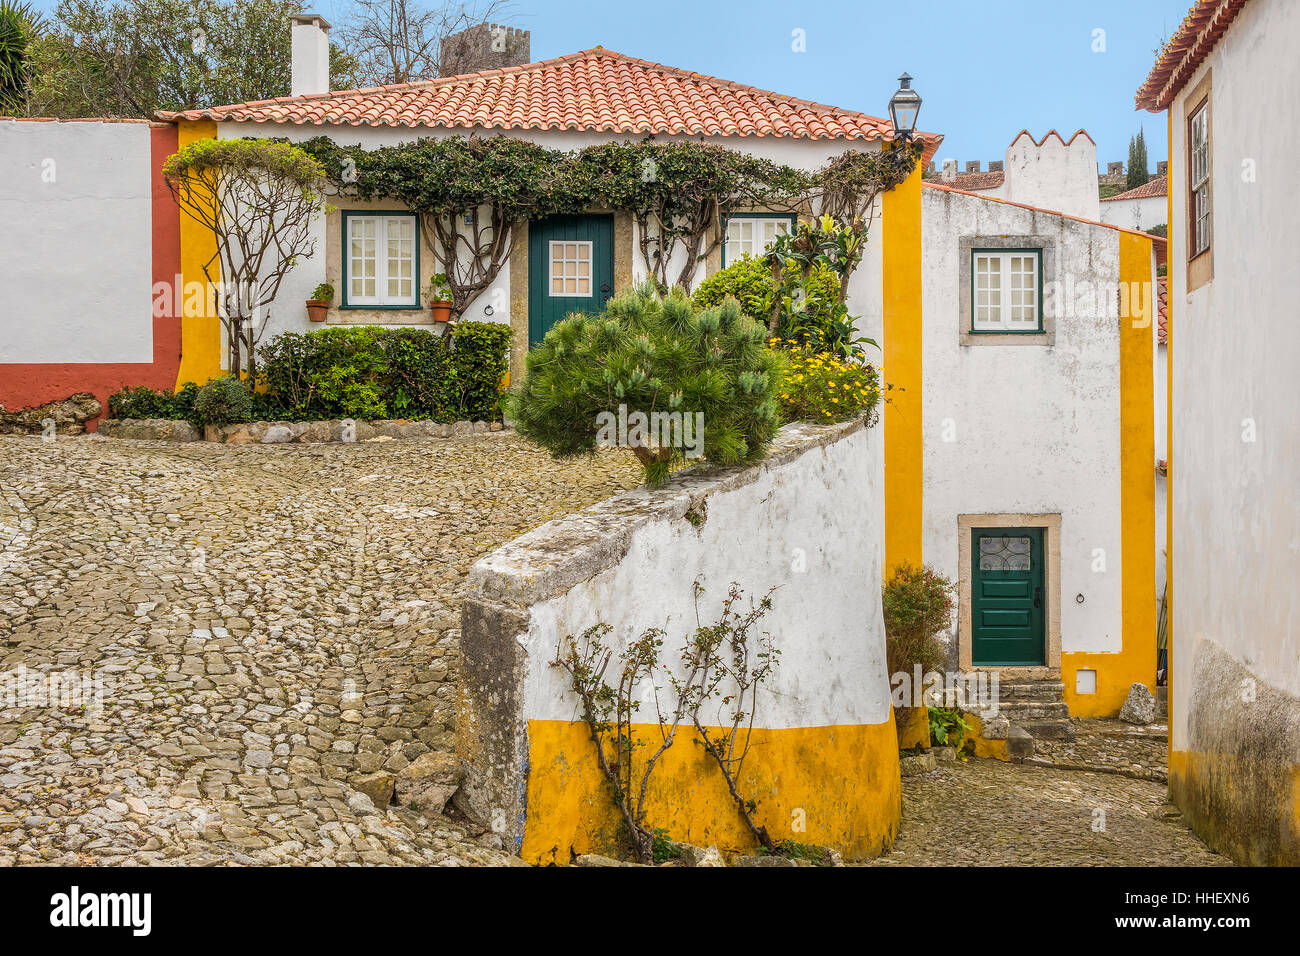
107,322,512,426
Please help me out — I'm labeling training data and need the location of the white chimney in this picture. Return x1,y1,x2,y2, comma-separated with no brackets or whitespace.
291,14,330,97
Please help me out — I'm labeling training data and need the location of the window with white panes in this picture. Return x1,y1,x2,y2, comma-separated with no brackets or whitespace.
549,240,592,297
723,215,792,265
1189,101,1211,257
345,214,417,307
971,250,1042,332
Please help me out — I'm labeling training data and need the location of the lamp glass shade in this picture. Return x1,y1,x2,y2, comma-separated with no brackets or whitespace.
889,73,922,136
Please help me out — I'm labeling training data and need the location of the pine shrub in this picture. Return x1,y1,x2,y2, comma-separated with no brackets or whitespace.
508,283,783,486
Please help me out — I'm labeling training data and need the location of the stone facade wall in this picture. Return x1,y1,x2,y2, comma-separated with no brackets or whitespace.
456,418,900,863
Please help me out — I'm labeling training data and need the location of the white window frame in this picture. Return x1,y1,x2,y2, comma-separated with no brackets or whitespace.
722,215,794,266
344,213,418,308
1188,101,1211,257
970,249,1042,333
548,240,593,298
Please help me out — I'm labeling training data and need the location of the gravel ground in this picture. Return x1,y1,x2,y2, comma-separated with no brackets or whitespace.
0,432,640,866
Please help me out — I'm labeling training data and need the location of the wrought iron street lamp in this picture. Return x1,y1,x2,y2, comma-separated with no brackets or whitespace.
888,73,922,143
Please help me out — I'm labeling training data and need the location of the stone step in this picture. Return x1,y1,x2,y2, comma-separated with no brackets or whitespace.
995,681,1066,703
993,700,1070,720
1015,718,1077,741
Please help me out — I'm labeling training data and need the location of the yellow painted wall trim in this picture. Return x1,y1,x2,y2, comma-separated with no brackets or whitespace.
1062,231,1157,716
174,119,224,387
881,161,924,573
1166,108,1175,765
521,718,901,864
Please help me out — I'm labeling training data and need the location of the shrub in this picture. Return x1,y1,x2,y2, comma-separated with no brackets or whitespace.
692,254,840,333
255,322,509,422
882,562,955,678
449,320,512,421
774,339,880,424
509,284,782,486
107,382,200,423
194,377,253,427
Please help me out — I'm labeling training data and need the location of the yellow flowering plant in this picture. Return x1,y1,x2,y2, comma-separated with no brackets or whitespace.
771,339,881,425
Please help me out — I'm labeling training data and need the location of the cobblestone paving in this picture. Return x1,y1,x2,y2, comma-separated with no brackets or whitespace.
872,755,1228,867
0,432,640,866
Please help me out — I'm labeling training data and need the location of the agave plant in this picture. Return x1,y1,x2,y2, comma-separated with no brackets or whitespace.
0,0,39,115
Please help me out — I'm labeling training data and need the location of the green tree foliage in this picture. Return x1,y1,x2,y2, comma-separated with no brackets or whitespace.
1126,128,1150,190
193,376,252,426
0,1,40,113
881,561,955,677
24,0,360,118
508,284,782,487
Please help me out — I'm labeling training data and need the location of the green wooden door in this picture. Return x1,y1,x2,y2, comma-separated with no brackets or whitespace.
528,214,614,346
971,527,1046,666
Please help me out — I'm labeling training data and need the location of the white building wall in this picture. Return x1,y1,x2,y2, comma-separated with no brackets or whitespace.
921,186,1124,657
215,121,883,344
1100,194,1167,231
1003,131,1101,222
0,120,155,364
1168,0,1300,745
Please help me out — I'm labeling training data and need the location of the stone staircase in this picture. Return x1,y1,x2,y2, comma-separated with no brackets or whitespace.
982,676,1075,754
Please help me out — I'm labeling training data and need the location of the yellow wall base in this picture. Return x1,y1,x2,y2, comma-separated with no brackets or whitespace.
1170,750,1300,866
1061,652,1156,718
521,718,901,865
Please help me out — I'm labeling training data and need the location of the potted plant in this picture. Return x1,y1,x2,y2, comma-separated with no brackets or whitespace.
307,282,334,322
429,273,454,323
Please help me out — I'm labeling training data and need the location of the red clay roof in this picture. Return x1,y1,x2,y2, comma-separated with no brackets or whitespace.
1101,175,1168,202
157,48,942,160
1136,0,1250,111
934,170,1005,191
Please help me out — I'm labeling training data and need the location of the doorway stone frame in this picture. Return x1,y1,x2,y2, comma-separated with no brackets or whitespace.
958,513,1062,675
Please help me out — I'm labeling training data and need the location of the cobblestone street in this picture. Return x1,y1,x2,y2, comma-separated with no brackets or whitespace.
0,432,640,866
872,753,1228,867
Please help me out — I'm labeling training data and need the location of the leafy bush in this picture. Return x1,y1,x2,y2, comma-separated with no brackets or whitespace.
882,562,955,677
255,322,509,422
774,339,880,424
107,382,200,423
509,284,782,486
194,377,253,427
928,706,973,749
692,254,840,336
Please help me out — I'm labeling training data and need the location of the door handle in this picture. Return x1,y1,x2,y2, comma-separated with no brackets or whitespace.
600,282,611,303
1033,587,1042,608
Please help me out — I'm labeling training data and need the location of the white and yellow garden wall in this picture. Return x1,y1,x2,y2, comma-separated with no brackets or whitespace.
457,418,899,864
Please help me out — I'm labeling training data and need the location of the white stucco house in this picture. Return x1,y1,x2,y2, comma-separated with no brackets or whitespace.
1099,175,1169,231
1136,0,1300,865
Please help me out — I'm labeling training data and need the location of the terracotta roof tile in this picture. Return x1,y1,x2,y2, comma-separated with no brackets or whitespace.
1136,0,1250,111
156,48,942,161
932,169,1005,191
1101,175,1169,202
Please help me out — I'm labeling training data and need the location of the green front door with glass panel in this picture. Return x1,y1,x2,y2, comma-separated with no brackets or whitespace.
971,527,1046,665
528,214,614,345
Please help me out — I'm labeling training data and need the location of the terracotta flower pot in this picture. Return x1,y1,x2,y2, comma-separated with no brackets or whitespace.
306,299,329,322
430,300,453,323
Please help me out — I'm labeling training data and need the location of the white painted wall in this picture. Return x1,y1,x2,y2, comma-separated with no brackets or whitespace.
921,186,1125,655
215,120,884,346
470,420,891,729
0,120,155,364
1100,194,1167,231
1167,0,1300,751
1003,131,1101,222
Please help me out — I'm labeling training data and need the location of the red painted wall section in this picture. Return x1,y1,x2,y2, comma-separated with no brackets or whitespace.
0,123,182,429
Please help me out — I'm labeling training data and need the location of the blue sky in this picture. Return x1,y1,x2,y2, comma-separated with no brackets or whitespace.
31,0,1191,168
